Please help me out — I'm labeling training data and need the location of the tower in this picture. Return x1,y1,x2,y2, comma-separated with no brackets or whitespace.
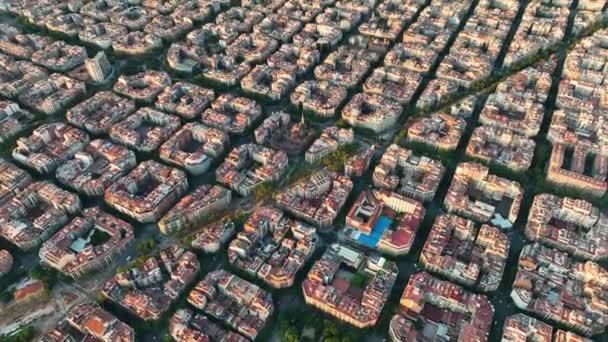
85,51,113,83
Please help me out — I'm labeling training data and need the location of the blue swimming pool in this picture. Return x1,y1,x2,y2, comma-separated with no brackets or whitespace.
356,215,392,248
